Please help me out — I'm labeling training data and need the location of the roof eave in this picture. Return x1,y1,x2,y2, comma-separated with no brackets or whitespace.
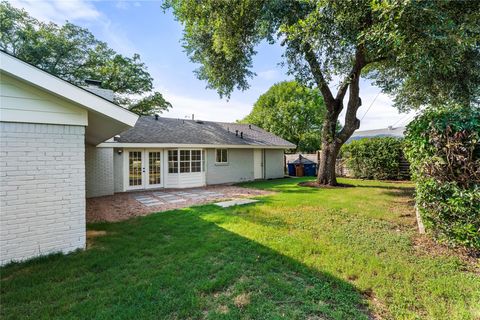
97,142,295,149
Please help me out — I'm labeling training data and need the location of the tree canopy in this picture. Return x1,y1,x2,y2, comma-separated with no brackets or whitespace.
164,0,480,185
0,1,171,115
241,81,326,152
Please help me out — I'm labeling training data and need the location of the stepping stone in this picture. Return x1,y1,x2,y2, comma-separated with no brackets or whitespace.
144,201,163,207
157,194,177,199
182,194,205,198
166,199,186,204
133,196,151,200
141,199,162,204
214,199,259,208
191,195,206,199
153,192,167,197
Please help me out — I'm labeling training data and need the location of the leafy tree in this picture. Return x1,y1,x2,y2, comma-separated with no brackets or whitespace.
0,1,170,115
164,0,480,185
241,81,326,152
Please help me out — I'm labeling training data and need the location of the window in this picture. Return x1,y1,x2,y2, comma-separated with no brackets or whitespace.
216,149,228,163
180,150,191,173
168,149,204,174
191,150,201,172
168,150,178,173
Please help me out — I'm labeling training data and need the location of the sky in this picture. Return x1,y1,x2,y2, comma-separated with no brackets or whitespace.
8,0,416,130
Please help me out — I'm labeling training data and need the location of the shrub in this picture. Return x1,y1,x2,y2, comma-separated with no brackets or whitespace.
341,137,404,180
404,105,480,250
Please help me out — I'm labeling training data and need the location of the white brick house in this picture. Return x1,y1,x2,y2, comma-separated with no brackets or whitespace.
0,51,294,266
0,52,138,265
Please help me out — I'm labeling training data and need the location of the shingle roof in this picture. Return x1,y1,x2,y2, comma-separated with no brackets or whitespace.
116,116,296,148
348,126,406,141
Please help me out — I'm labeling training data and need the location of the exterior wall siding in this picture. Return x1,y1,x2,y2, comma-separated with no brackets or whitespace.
0,122,86,265
85,145,114,198
264,149,285,179
113,150,124,193
0,73,88,126
205,148,254,184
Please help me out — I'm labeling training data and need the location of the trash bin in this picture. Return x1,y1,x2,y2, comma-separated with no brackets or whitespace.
295,163,304,177
303,162,317,176
287,163,296,176
288,155,317,176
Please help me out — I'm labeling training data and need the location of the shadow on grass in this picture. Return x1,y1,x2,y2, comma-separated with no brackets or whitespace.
1,207,372,320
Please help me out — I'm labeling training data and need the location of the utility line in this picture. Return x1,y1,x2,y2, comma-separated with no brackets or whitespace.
390,113,411,127
360,92,381,121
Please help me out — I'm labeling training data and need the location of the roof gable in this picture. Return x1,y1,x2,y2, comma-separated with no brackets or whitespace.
0,51,139,144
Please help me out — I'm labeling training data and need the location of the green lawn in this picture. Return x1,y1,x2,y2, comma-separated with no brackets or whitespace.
1,178,479,319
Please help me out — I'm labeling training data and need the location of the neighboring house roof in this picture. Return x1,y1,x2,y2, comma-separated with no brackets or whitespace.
348,126,406,141
100,116,296,149
0,51,138,144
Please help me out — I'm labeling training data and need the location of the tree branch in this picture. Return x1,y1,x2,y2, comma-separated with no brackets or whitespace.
337,47,366,143
335,46,367,102
303,42,335,107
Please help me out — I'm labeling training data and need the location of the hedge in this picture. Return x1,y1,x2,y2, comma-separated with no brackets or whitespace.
404,105,480,250
341,137,404,180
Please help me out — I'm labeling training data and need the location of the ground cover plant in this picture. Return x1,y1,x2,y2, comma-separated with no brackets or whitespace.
1,178,479,319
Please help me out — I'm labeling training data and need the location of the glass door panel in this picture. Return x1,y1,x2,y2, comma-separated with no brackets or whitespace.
148,151,162,186
129,151,143,188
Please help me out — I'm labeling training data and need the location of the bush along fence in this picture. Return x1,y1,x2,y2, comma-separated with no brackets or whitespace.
404,105,480,251
340,137,408,180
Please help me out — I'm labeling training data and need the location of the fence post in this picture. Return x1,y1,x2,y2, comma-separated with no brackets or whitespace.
415,204,425,234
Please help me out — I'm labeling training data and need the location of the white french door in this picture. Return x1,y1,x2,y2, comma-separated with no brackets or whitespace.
126,149,163,190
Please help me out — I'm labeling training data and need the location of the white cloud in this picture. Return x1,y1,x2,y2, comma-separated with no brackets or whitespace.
114,1,142,10
9,0,101,24
8,0,137,56
161,92,252,122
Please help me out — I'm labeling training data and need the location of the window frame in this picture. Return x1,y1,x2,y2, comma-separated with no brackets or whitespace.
167,149,179,174
215,148,228,165
169,149,205,174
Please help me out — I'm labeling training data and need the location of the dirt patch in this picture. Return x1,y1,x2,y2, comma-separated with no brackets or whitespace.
412,235,480,273
86,230,108,248
298,181,355,189
87,185,273,223
233,293,251,308
217,305,229,314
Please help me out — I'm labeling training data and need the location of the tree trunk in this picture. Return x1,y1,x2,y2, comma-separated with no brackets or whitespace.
303,43,365,186
317,139,340,185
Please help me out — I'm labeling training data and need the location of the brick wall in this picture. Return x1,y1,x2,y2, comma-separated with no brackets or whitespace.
85,145,114,198
0,122,86,265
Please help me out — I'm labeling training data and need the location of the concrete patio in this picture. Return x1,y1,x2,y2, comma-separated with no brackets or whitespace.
86,185,272,222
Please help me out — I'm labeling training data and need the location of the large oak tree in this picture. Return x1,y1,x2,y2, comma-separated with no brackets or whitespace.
0,1,171,115
240,81,326,152
164,0,480,185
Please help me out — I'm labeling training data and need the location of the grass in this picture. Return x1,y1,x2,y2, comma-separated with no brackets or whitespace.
1,178,479,319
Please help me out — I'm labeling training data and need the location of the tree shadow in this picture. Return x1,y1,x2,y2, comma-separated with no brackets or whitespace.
1,208,373,320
